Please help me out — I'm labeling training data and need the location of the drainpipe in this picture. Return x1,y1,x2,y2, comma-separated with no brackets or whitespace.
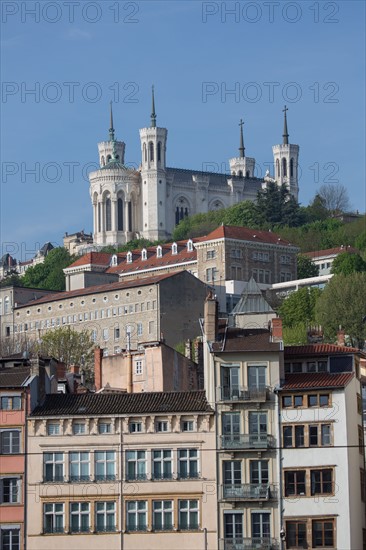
24,389,29,550
204,526,208,549
274,387,285,550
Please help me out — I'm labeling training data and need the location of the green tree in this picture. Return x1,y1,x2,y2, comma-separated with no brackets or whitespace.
0,272,23,287
22,248,75,291
315,272,366,348
282,323,308,345
331,253,366,275
297,255,319,279
355,230,366,252
36,326,95,383
255,182,304,228
279,287,322,328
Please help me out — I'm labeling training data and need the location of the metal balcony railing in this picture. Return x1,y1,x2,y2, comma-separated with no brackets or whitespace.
218,386,269,403
220,537,279,550
220,434,275,450
221,483,277,501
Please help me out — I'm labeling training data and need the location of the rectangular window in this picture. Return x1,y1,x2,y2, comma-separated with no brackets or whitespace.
178,499,199,530
47,422,60,436
135,360,143,375
102,328,109,341
286,521,307,548
182,420,194,432
178,449,198,479
153,500,173,531
312,519,334,547
308,394,318,407
0,430,20,454
231,249,242,259
282,396,293,408
70,502,90,533
129,421,142,433
43,453,64,482
114,327,120,340
0,528,20,550
0,477,21,504
251,512,270,538
69,452,90,482
44,502,64,534
294,395,303,407
152,450,172,480
73,423,86,435
309,425,319,446
98,422,111,434
0,396,21,410
126,451,146,481
284,470,306,496
127,501,147,531
283,426,293,448
206,250,216,260
359,426,364,453
320,424,331,445
156,421,168,432
95,451,116,481
95,501,116,532
311,469,333,495
148,321,154,334
224,512,243,541
295,426,304,447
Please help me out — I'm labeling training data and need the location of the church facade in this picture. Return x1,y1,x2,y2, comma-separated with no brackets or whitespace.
89,92,299,247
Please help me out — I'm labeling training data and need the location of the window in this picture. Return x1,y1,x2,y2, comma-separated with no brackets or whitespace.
47,423,60,436
250,460,269,485
284,470,306,496
221,365,240,400
182,420,194,432
127,501,147,531
152,450,172,480
129,421,142,433
206,250,216,260
206,267,218,282
95,501,116,532
153,500,173,531
312,519,334,547
70,502,90,533
309,425,319,446
44,503,64,534
0,430,20,454
286,521,307,548
230,249,242,259
248,365,266,390
102,328,109,341
178,499,199,530
156,421,168,432
95,451,116,481
321,425,331,446
311,469,333,495
137,323,143,337
0,396,21,410
0,527,20,550
126,451,146,480
73,423,86,435
251,512,270,539
294,426,304,447
114,327,120,340
282,396,292,408
307,360,327,373
44,453,64,482
98,422,111,434
69,452,90,482
224,512,243,543
249,411,268,443
280,254,291,264
178,449,198,479
0,477,21,503
359,426,364,453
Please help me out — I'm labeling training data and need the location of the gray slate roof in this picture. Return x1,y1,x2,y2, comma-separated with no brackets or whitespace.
0,367,31,388
31,390,213,417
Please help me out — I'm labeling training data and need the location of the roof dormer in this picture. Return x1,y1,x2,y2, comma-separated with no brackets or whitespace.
156,245,162,258
172,242,178,255
141,248,147,261
187,239,193,252
127,251,133,264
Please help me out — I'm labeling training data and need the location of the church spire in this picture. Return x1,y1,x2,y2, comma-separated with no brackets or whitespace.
151,85,156,128
109,101,115,142
282,105,289,145
238,119,245,158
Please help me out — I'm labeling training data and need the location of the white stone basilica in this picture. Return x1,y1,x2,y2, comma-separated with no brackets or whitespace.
89,91,299,247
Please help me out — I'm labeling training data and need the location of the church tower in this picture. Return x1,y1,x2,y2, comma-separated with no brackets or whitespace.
272,106,299,201
139,87,168,241
229,119,255,178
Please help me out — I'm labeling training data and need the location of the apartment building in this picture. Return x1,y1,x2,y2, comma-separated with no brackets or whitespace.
202,294,284,549
280,344,366,549
27,390,216,550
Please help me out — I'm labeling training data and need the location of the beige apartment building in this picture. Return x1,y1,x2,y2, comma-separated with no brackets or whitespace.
27,390,217,550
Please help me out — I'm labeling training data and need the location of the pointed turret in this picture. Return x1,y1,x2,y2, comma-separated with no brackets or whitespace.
151,85,156,128
282,105,289,145
239,119,245,158
109,101,115,142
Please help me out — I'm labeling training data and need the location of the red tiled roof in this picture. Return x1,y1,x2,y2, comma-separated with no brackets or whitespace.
282,372,354,390
197,225,295,246
302,246,359,259
15,271,189,308
285,344,363,356
66,252,112,269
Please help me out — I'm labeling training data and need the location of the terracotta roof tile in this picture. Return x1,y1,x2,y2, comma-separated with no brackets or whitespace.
67,252,112,269
197,225,295,247
285,344,362,357
302,246,359,259
30,390,213,417
282,372,354,390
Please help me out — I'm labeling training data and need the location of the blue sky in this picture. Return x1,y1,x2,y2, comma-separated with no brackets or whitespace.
1,0,365,260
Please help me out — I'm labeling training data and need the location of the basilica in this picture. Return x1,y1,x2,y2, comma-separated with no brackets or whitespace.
89,90,299,247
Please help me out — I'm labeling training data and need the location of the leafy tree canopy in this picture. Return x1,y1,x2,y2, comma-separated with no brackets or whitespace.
0,273,23,288
315,272,366,348
331,252,366,275
297,255,319,279
22,248,75,291
279,287,322,328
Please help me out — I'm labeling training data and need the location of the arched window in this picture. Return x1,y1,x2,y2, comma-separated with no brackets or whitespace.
141,248,147,261
105,197,112,231
127,251,133,263
117,198,123,231
232,171,236,176
107,154,112,163
238,170,243,177
149,141,154,162
4,296,10,314
172,243,178,255
276,159,280,178
111,255,118,267
282,157,287,177
187,239,193,252
157,142,162,162
101,155,105,167
156,245,162,258
246,170,250,178
115,154,119,160
98,203,101,232
143,143,147,162
290,158,294,178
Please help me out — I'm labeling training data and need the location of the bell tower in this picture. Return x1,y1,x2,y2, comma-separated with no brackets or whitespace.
139,87,168,241
229,119,256,178
272,106,299,201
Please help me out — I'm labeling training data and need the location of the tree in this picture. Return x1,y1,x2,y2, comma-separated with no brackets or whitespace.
0,273,23,288
315,272,366,348
331,252,366,275
36,326,95,382
22,248,75,291
297,255,319,279
317,183,350,216
279,287,322,328
303,193,329,222
255,182,305,228
282,323,308,345
355,230,366,252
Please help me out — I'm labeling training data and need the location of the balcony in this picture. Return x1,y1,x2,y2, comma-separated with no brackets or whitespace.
218,386,269,403
220,538,278,550
221,483,277,501
220,434,275,450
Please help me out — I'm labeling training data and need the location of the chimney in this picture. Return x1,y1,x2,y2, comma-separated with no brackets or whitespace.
204,291,218,342
70,364,80,375
271,318,283,342
185,339,192,359
94,347,103,390
337,327,345,347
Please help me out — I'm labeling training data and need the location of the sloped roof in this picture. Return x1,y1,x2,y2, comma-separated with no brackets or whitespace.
0,367,31,388
285,344,363,357
232,278,274,314
197,225,295,246
31,390,213,417
66,252,113,269
303,246,359,259
212,327,281,353
282,372,354,390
